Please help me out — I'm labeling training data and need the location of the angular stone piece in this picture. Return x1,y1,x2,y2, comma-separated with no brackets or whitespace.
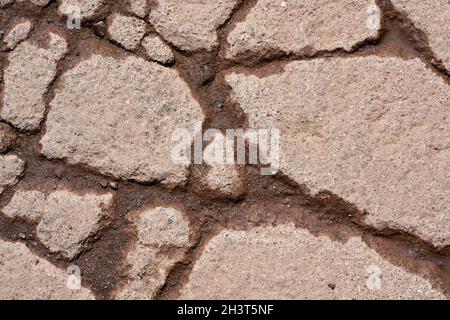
115,206,191,300
107,13,146,51
58,0,105,19
0,155,25,195
180,224,446,299
2,189,114,259
126,0,148,18
148,0,239,51
3,19,33,50
1,33,67,131
226,0,381,60
0,239,94,299
141,34,175,64
226,57,450,247
40,54,204,185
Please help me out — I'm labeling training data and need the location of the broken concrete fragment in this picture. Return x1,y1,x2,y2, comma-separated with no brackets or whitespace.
225,0,381,61
391,0,450,70
2,189,114,259
107,13,146,51
2,190,46,221
0,0,13,7
1,32,67,131
40,54,204,185
226,57,450,247
0,155,25,195
197,132,245,199
0,239,94,299
0,123,17,153
58,0,105,19
3,19,33,50
126,0,148,18
131,206,191,247
141,34,175,65
116,206,191,300
16,0,50,6
180,224,446,299
148,0,239,51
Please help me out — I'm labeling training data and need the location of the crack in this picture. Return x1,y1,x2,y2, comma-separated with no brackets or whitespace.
0,0,449,300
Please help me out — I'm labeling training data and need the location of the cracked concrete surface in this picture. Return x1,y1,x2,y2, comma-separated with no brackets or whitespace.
0,0,448,300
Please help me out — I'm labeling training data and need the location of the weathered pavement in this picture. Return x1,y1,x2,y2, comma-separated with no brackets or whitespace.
0,0,448,300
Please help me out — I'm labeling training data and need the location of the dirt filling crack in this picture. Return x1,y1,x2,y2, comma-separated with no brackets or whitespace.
0,0,448,300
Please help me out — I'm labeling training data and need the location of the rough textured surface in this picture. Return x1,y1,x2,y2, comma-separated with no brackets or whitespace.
180,224,446,300
58,0,105,18
16,0,50,5
40,54,204,185
141,34,175,64
126,0,148,18
227,57,450,247
199,132,244,198
3,19,32,50
0,239,94,299
0,123,17,153
1,33,67,131
107,13,146,51
116,206,191,300
3,189,114,259
226,0,381,60
0,155,24,195
391,0,450,69
148,0,240,51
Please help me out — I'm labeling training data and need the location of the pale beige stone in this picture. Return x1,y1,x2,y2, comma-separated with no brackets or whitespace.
16,0,50,5
201,131,244,198
180,224,446,299
115,206,191,300
391,0,450,69
126,0,148,18
148,0,239,51
131,206,190,247
226,57,450,247
2,190,46,221
2,189,114,259
1,33,67,131
0,155,25,195
107,13,146,51
141,34,175,64
40,54,204,185
3,20,33,50
226,0,381,60
0,239,94,299
58,0,105,18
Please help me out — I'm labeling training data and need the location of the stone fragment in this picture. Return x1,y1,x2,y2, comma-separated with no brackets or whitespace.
115,206,191,300
180,224,446,299
198,131,244,198
2,189,114,259
58,0,105,19
3,19,33,50
226,0,381,60
226,57,450,247
40,54,204,185
107,13,146,51
391,0,450,69
0,123,17,153
1,32,67,131
148,0,239,51
141,34,175,64
126,0,148,18
16,0,50,5
0,155,25,195
0,239,94,299
0,0,13,7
